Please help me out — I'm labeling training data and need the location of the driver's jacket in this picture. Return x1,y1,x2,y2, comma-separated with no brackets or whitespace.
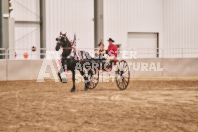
106,44,118,57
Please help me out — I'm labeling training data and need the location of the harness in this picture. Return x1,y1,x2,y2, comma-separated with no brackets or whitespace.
59,34,82,71
62,46,82,61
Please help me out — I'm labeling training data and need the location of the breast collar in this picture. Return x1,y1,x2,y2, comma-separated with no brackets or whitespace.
62,47,81,61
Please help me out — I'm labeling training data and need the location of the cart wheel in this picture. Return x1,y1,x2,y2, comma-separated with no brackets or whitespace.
115,60,130,90
85,68,99,89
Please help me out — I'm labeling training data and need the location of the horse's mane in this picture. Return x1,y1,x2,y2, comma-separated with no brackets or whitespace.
61,36,72,57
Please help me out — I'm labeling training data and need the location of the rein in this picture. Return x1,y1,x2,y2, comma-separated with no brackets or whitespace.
62,47,75,49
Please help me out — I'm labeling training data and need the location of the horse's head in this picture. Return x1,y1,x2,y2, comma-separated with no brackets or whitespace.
55,32,72,51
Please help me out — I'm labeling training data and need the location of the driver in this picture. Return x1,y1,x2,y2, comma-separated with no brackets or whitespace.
106,38,118,65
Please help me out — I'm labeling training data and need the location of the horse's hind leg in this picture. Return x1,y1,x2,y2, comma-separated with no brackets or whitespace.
58,72,61,82
79,70,90,91
70,70,76,92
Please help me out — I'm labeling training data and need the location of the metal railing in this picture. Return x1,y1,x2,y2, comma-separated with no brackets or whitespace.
0,48,6,59
0,48,198,60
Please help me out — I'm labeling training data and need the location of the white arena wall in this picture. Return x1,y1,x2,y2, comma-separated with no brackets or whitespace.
104,0,198,52
45,0,94,49
11,0,40,53
0,58,198,81
11,0,94,54
10,0,198,57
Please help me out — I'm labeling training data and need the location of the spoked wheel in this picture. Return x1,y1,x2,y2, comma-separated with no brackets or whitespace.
115,60,130,90
84,68,99,90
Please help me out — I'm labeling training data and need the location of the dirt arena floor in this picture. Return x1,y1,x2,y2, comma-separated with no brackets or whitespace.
0,78,198,132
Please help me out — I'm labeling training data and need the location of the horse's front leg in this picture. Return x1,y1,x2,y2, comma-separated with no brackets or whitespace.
58,66,68,83
70,70,76,92
57,65,63,82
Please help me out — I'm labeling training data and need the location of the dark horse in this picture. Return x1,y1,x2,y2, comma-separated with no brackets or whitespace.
55,32,94,92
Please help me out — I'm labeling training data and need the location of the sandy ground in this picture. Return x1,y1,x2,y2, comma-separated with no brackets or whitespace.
0,79,198,132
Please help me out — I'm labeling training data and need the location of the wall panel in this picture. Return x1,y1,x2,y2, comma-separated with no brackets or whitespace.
164,0,198,49
11,0,40,21
0,60,7,81
104,0,198,57
104,0,163,49
10,0,40,59
14,23,40,59
46,0,94,50
1,59,198,81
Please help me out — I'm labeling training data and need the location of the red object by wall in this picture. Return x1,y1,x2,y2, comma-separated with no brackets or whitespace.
24,52,29,59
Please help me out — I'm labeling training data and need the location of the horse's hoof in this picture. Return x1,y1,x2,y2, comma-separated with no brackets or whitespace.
62,78,68,83
70,89,75,92
84,85,88,91
84,87,88,91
